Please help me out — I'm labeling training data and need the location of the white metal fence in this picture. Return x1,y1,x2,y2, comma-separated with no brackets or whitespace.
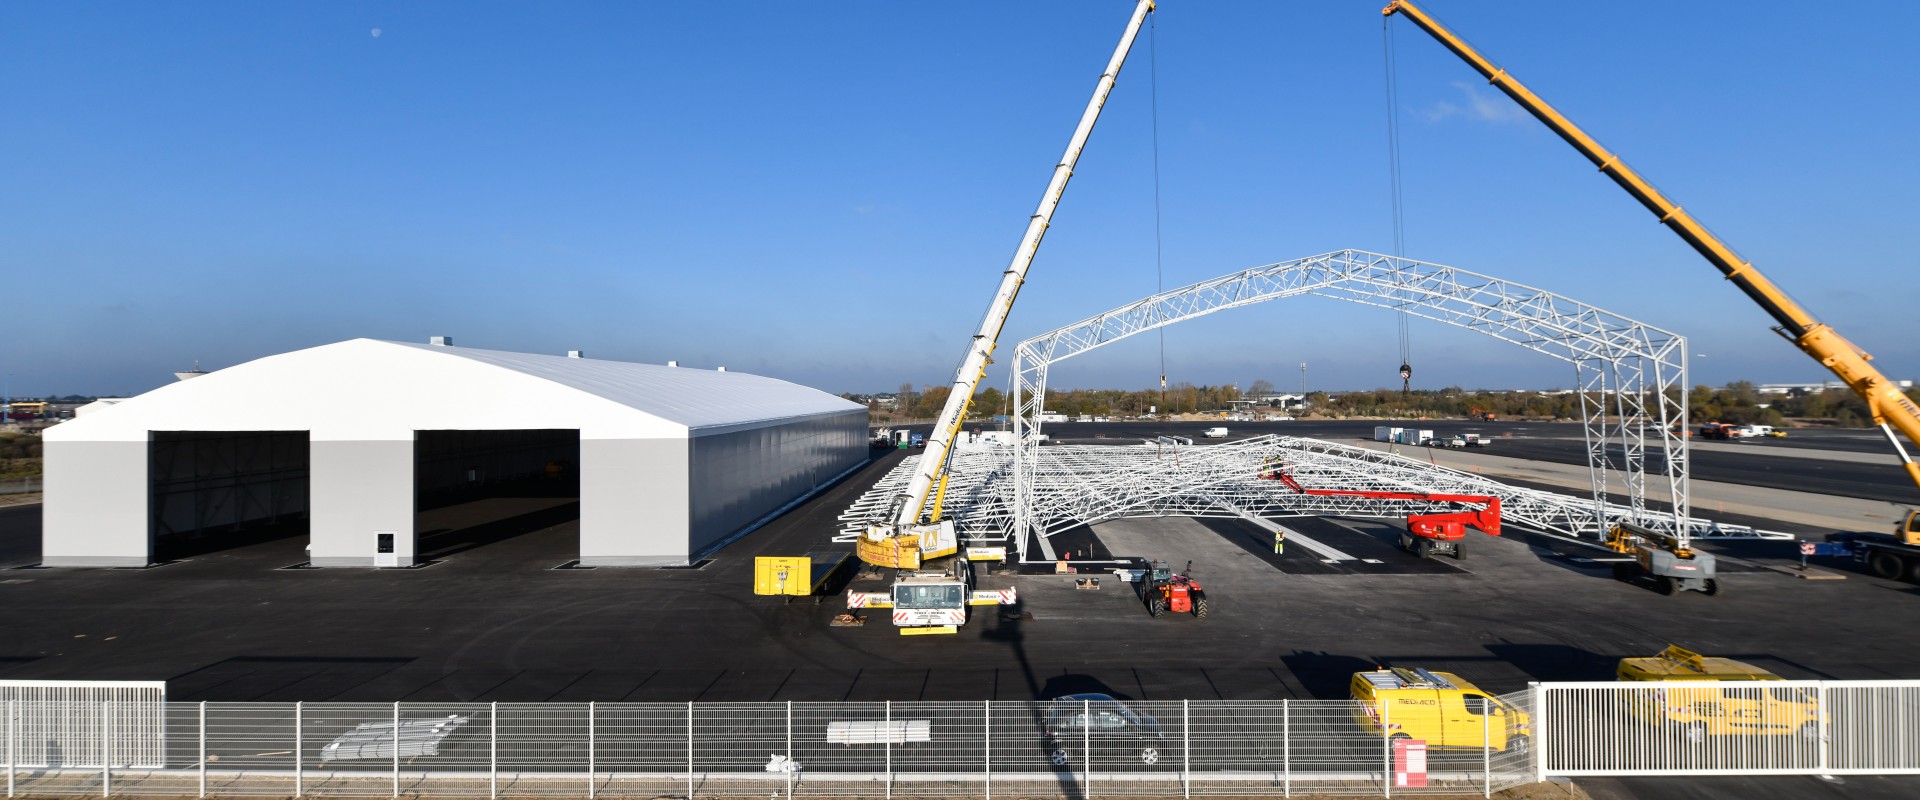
0,682,167,769
6,681,1917,799
1538,680,1920,777
3,697,1532,798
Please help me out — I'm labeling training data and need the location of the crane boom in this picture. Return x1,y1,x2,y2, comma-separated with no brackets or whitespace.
893,0,1156,530
1383,0,1920,493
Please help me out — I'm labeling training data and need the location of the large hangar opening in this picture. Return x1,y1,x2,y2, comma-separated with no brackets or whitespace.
413,429,580,562
149,431,310,561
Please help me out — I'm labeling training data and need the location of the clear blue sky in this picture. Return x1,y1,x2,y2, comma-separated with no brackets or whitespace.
4,1,1916,398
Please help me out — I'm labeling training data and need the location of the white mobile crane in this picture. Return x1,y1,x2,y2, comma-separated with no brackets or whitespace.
847,0,1156,633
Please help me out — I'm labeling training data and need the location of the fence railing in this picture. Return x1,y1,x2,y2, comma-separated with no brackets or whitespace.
3,697,1533,798
0,477,39,496
7,681,1919,798
1538,680,1920,777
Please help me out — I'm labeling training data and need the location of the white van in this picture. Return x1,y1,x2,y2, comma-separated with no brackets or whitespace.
1203,427,1229,439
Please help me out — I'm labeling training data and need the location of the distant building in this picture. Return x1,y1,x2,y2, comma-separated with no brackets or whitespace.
1757,381,1913,395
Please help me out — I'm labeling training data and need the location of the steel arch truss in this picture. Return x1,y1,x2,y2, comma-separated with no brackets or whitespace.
1010,250,1693,551
836,437,1787,558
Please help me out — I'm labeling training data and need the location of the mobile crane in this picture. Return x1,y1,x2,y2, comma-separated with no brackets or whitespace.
847,0,1157,633
1383,0,1920,582
1262,465,1502,559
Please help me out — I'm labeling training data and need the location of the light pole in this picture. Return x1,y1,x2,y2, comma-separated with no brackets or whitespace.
1299,363,1307,397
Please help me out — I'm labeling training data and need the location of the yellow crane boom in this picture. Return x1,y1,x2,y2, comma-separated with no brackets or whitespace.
1382,0,1920,493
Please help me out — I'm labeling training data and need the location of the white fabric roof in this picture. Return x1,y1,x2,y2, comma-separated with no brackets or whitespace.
48,339,862,443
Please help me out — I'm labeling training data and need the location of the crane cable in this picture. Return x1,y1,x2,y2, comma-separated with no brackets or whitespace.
1150,10,1168,415
1384,18,1413,396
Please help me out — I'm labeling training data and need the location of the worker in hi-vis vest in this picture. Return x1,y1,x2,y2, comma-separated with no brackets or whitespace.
1273,529,1286,554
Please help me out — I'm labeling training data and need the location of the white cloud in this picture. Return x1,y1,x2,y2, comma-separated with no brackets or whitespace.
1417,81,1529,125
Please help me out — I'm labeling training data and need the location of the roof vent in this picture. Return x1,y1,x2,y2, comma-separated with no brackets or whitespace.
716,366,726,372
667,360,678,367
567,350,584,359
430,336,453,347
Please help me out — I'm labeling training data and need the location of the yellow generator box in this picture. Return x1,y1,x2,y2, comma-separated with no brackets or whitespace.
755,556,813,596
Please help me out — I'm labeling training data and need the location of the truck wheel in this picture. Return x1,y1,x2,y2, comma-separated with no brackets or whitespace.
1414,540,1432,560
1191,592,1209,619
1870,551,1905,579
1451,540,1466,560
1656,576,1678,596
1702,579,1721,596
1611,563,1636,582
1505,735,1530,757
1149,596,1167,617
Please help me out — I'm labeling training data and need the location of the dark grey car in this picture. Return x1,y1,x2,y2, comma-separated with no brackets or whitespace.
1040,693,1168,767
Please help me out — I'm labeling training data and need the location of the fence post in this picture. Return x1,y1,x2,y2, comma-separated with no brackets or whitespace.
885,700,893,800
100,701,110,798
296,701,304,799
685,701,693,800
1816,682,1830,776
1482,698,1491,799
1382,696,1391,799
1181,700,1189,800
588,701,596,800
391,702,400,798
785,701,793,800
490,702,498,800
983,700,991,800
1282,699,1290,799
198,701,206,798
1530,682,1545,784
7,698,15,799
1082,699,1090,797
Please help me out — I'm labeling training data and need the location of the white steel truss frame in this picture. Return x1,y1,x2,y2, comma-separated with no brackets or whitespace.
1005,250,1692,553
835,436,1786,561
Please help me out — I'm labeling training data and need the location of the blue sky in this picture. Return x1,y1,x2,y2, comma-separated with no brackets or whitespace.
4,1,1916,397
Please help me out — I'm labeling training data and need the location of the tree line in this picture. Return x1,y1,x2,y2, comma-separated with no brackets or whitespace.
850,380,1918,427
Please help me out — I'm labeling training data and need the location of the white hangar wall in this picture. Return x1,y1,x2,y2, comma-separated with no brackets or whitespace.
42,339,866,568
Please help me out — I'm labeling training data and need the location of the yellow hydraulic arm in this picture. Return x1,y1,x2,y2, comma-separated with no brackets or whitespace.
1383,0,1920,493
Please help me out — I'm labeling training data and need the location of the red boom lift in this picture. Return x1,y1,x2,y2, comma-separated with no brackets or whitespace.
1261,466,1502,560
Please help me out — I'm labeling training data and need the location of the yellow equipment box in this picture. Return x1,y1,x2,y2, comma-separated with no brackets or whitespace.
754,548,853,597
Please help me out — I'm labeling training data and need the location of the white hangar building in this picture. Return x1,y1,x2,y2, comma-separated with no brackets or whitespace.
42,338,867,567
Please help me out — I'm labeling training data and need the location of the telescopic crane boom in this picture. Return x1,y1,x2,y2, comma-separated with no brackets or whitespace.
1382,1,1920,498
859,0,1156,570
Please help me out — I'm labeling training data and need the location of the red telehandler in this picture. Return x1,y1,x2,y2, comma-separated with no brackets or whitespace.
1261,466,1502,560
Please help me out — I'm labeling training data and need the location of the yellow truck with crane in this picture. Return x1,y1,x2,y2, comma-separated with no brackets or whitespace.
1617,645,1822,744
845,0,1157,633
1383,0,1920,586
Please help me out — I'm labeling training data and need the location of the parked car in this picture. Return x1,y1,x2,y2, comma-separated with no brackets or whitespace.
1040,693,1168,767
1203,427,1229,439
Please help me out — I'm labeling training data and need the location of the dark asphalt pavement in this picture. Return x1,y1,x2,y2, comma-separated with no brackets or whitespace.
7,432,1920,798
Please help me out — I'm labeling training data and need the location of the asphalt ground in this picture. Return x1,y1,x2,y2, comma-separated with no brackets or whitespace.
6,431,1920,797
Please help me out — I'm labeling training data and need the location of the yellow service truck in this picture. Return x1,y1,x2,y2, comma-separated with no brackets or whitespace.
1349,668,1531,755
1617,645,1821,744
